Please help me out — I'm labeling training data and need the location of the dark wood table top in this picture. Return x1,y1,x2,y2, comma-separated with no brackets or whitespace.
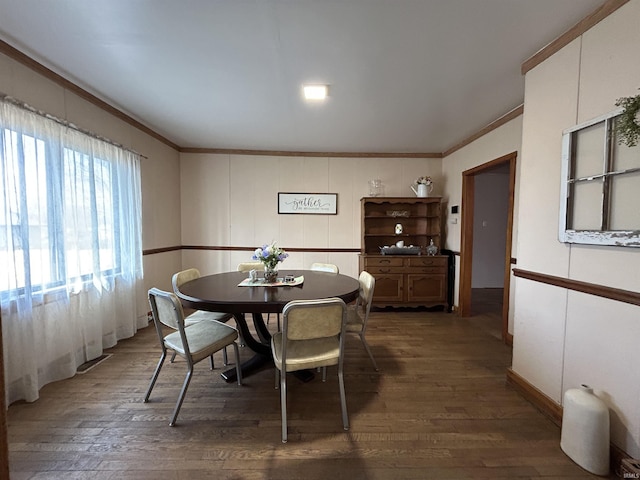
176,269,360,315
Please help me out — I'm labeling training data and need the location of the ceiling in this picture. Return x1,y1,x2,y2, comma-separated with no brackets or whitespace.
0,0,605,154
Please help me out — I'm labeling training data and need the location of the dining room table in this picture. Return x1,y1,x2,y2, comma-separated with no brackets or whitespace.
175,269,360,382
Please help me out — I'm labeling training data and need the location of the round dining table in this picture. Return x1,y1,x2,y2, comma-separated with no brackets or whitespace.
175,269,360,382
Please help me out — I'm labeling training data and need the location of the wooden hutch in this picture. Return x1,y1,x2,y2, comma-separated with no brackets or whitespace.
358,197,449,309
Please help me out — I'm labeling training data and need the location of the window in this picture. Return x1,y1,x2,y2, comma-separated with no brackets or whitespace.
559,109,640,247
1,97,144,404
1,130,125,296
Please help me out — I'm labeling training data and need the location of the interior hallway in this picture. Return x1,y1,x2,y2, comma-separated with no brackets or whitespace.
471,287,504,341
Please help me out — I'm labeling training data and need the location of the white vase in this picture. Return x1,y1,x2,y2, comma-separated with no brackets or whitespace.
560,384,610,476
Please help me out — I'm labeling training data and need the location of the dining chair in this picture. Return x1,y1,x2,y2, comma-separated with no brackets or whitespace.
271,297,349,443
237,262,279,330
237,261,264,274
310,263,340,376
310,262,339,273
346,270,378,371
172,268,235,365
144,288,242,426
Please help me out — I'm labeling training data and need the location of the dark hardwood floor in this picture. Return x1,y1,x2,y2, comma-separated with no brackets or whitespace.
7,304,614,479
471,288,504,341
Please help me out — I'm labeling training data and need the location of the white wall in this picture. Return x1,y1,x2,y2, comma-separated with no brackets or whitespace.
180,153,442,278
0,52,183,313
441,115,522,332
512,0,640,457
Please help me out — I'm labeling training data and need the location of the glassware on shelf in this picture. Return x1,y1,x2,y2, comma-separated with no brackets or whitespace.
368,179,384,197
426,239,438,256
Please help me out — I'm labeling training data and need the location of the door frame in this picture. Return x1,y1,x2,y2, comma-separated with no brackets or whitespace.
458,151,517,345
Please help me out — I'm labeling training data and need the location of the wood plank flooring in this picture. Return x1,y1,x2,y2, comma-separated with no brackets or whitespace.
471,288,504,341
7,302,614,479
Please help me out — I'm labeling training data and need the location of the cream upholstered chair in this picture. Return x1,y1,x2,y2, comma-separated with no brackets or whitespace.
271,297,349,443
310,263,340,376
346,271,378,371
310,262,339,273
172,268,234,325
237,262,279,330
144,288,242,426
172,268,235,364
237,261,264,274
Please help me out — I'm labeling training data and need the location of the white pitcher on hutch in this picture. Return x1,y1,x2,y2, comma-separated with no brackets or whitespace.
411,176,434,197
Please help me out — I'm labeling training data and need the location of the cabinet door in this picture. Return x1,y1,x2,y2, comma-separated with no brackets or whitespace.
407,274,446,303
371,274,404,303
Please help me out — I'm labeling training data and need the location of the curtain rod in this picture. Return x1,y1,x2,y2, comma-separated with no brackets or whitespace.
0,93,147,159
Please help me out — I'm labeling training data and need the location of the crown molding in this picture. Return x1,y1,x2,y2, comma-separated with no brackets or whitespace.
0,39,179,151
179,147,442,158
442,105,524,158
521,0,630,75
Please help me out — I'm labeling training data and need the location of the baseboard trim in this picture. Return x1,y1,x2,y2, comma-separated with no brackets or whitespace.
505,332,513,347
506,368,634,474
506,368,562,426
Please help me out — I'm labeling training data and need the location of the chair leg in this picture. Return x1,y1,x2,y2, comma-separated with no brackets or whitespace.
169,365,194,427
280,370,288,443
170,351,176,363
232,342,242,386
277,314,281,332
144,351,167,402
360,333,379,371
322,366,327,382
209,355,215,370
222,347,228,366
338,366,349,431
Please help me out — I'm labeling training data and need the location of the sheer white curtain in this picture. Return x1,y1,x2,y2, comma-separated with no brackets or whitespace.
0,97,145,404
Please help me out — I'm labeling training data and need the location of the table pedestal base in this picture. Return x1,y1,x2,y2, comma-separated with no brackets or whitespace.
221,353,272,383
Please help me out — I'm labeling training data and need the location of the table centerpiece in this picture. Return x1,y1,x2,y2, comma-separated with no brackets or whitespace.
252,242,289,283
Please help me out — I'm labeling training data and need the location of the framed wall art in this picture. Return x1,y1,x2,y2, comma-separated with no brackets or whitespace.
278,192,338,215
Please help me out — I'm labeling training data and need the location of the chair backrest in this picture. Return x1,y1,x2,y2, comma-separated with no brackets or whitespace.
282,297,346,341
310,262,339,274
357,271,375,317
237,261,264,273
172,268,201,292
148,287,186,333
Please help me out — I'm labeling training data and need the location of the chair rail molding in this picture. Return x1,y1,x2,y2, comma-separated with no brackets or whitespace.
513,268,640,307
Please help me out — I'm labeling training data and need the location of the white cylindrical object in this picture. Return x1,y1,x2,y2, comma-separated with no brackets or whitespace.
560,384,610,476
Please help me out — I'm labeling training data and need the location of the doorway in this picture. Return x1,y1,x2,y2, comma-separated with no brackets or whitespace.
458,152,516,345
